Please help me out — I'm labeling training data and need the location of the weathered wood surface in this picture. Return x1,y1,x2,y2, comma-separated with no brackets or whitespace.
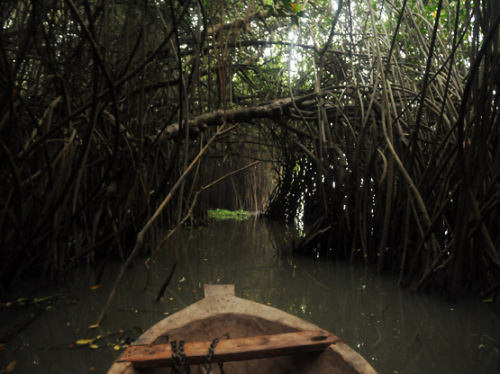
118,329,339,369
108,284,377,374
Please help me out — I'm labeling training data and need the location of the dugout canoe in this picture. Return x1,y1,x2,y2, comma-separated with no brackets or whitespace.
108,284,377,374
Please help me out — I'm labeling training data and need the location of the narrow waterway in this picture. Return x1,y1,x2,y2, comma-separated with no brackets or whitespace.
1,218,499,373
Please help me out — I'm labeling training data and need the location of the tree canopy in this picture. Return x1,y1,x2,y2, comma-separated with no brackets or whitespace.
1,0,499,298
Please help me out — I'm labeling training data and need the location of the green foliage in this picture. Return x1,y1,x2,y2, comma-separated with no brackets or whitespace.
208,209,253,221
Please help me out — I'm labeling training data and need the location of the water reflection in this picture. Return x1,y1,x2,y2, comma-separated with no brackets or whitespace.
1,218,499,373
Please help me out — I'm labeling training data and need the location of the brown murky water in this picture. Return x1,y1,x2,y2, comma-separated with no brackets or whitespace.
1,218,499,373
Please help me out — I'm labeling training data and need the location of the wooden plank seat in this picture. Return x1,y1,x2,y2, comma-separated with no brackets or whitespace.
118,329,339,369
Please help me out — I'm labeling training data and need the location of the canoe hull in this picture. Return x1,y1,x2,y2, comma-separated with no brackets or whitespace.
108,285,376,374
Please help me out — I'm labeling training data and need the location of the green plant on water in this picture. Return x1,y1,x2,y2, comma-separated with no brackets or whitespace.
207,209,253,221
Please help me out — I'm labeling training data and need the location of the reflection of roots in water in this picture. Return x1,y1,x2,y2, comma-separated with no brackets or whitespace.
369,325,382,349
401,343,424,374
302,268,330,291
399,329,425,373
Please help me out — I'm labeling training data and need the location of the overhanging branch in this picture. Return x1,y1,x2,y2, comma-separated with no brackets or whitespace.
161,92,319,139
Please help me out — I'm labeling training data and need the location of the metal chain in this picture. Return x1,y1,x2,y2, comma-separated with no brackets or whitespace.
171,340,190,374
179,340,190,373
203,337,220,373
218,361,226,374
207,337,219,361
171,340,181,374
171,337,225,374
